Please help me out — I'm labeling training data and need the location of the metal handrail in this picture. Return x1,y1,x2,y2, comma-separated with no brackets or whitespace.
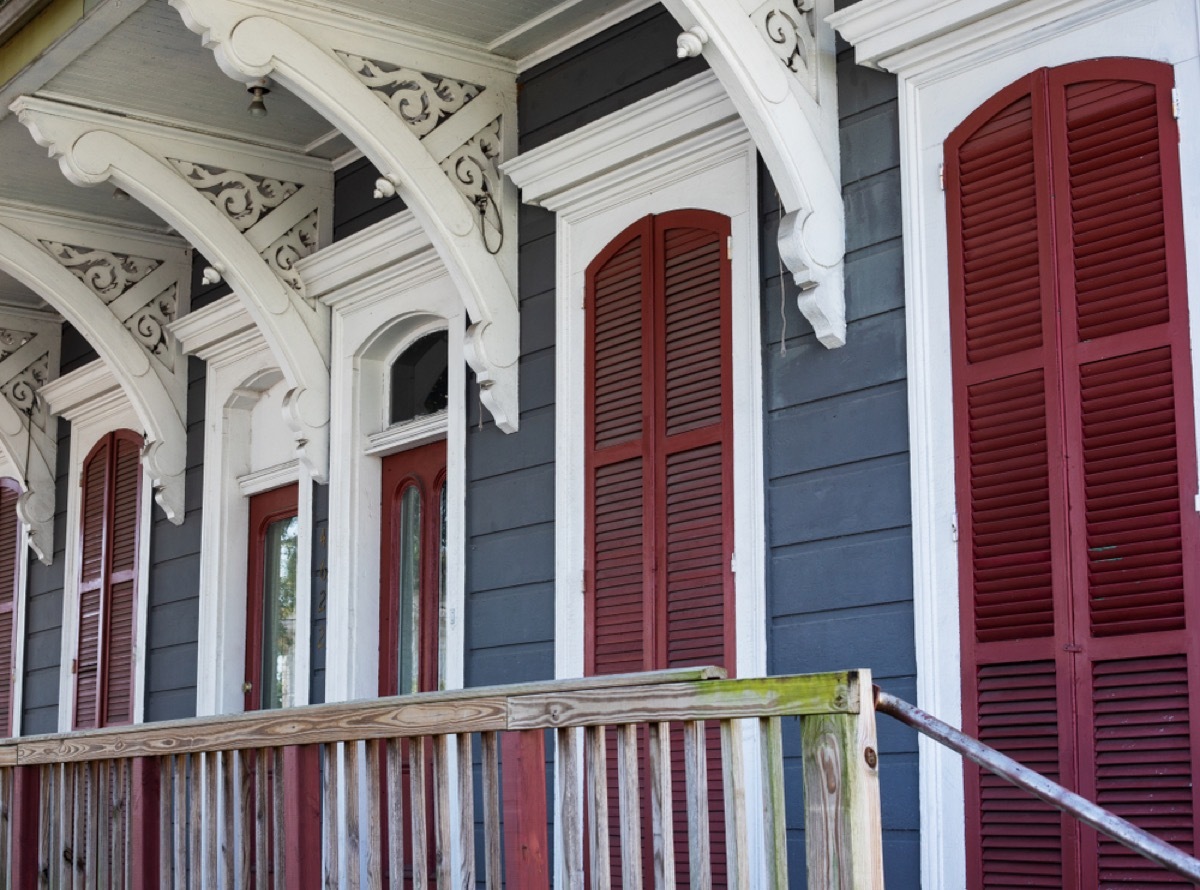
875,688,1200,883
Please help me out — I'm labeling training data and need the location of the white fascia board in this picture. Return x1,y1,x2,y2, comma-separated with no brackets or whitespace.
39,357,127,424
298,209,437,303
169,293,267,367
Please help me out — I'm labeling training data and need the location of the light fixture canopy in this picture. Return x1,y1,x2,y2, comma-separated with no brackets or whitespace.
247,77,271,118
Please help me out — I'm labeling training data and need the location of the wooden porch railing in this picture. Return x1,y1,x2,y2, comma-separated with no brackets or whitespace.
0,666,883,889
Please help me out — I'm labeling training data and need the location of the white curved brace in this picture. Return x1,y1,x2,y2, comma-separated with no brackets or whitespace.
0,223,188,525
13,98,334,480
661,0,847,347
170,0,521,432
0,393,56,563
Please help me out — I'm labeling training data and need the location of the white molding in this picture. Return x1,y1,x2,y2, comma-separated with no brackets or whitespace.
318,222,466,712
10,509,30,736
520,74,768,888
167,0,523,434
13,94,335,483
237,459,300,496
42,359,151,732
831,1,1200,887
0,201,191,525
364,412,449,458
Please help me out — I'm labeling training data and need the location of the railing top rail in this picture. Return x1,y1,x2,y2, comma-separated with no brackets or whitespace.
0,667,863,766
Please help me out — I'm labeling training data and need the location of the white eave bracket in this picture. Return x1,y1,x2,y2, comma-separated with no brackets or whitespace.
661,0,846,347
0,200,192,530
11,95,336,481
0,306,60,562
168,0,521,431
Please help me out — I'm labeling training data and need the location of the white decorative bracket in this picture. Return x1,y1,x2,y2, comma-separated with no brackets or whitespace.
0,307,60,563
12,95,336,480
661,0,846,347
168,0,521,431
0,200,191,528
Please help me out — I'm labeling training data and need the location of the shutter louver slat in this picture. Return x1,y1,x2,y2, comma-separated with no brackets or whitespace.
104,579,136,725
663,227,723,437
0,484,20,734
593,237,645,451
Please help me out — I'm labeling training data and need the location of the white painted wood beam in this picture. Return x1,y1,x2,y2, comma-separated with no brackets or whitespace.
12,95,336,481
0,202,191,531
169,0,522,432
661,0,847,347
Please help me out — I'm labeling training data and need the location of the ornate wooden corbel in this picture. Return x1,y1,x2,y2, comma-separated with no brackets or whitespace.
663,0,847,347
12,95,336,480
169,0,521,431
0,200,191,531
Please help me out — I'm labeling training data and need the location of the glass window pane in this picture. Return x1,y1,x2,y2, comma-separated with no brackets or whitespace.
398,485,422,695
390,332,449,424
262,515,299,710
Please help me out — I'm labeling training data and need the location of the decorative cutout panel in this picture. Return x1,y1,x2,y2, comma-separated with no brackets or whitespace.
752,0,818,98
168,160,301,232
127,287,180,361
265,210,319,294
0,330,34,363
337,53,484,140
39,241,160,304
440,118,503,254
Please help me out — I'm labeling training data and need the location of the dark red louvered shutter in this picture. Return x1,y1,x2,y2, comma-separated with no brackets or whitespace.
949,60,1198,889
75,431,142,730
585,211,732,888
0,480,22,735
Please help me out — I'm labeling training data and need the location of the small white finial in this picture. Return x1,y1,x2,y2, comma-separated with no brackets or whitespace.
676,26,708,59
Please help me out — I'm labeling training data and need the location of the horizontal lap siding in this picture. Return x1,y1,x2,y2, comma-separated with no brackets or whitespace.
762,33,917,888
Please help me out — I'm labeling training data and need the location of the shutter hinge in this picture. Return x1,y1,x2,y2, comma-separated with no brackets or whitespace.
730,551,737,574
938,163,945,191
951,511,959,543
726,235,733,261
1172,87,1181,120
71,658,77,675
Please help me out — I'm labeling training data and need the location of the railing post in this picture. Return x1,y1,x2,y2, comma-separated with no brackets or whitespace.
502,729,549,890
283,744,322,890
12,764,41,890
131,756,161,889
800,669,884,890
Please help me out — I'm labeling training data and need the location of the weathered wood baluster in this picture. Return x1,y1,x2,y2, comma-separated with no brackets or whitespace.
682,720,711,890
408,737,427,890
799,670,884,890
156,759,169,890
114,760,128,890
253,752,268,890
720,720,749,890
363,740,382,890
283,745,322,890
71,763,84,890
238,752,253,890
432,736,452,889
384,740,403,890
188,756,201,890
11,764,42,890
344,741,362,889
556,727,583,890
585,725,610,890
98,762,111,890
647,722,674,890
169,756,185,890
479,733,500,890
272,749,286,890
616,724,642,890
84,762,98,890
220,752,234,890
456,733,475,890
321,744,338,890
759,717,787,890
58,763,70,889
129,757,161,890
203,753,217,889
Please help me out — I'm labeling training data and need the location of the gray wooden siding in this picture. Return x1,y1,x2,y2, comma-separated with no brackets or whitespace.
334,157,405,243
760,25,918,885
143,357,205,721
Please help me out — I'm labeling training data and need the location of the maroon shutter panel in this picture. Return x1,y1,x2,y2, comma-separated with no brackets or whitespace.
102,434,141,726
1049,62,1198,888
951,61,1198,889
586,218,652,679
75,438,110,730
0,481,21,735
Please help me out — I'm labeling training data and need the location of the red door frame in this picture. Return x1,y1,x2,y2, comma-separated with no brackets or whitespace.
75,429,143,730
244,483,300,712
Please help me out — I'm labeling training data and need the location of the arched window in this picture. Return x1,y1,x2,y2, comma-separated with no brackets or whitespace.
584,210,733,885
946,59,1198,887
75,430,142,730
